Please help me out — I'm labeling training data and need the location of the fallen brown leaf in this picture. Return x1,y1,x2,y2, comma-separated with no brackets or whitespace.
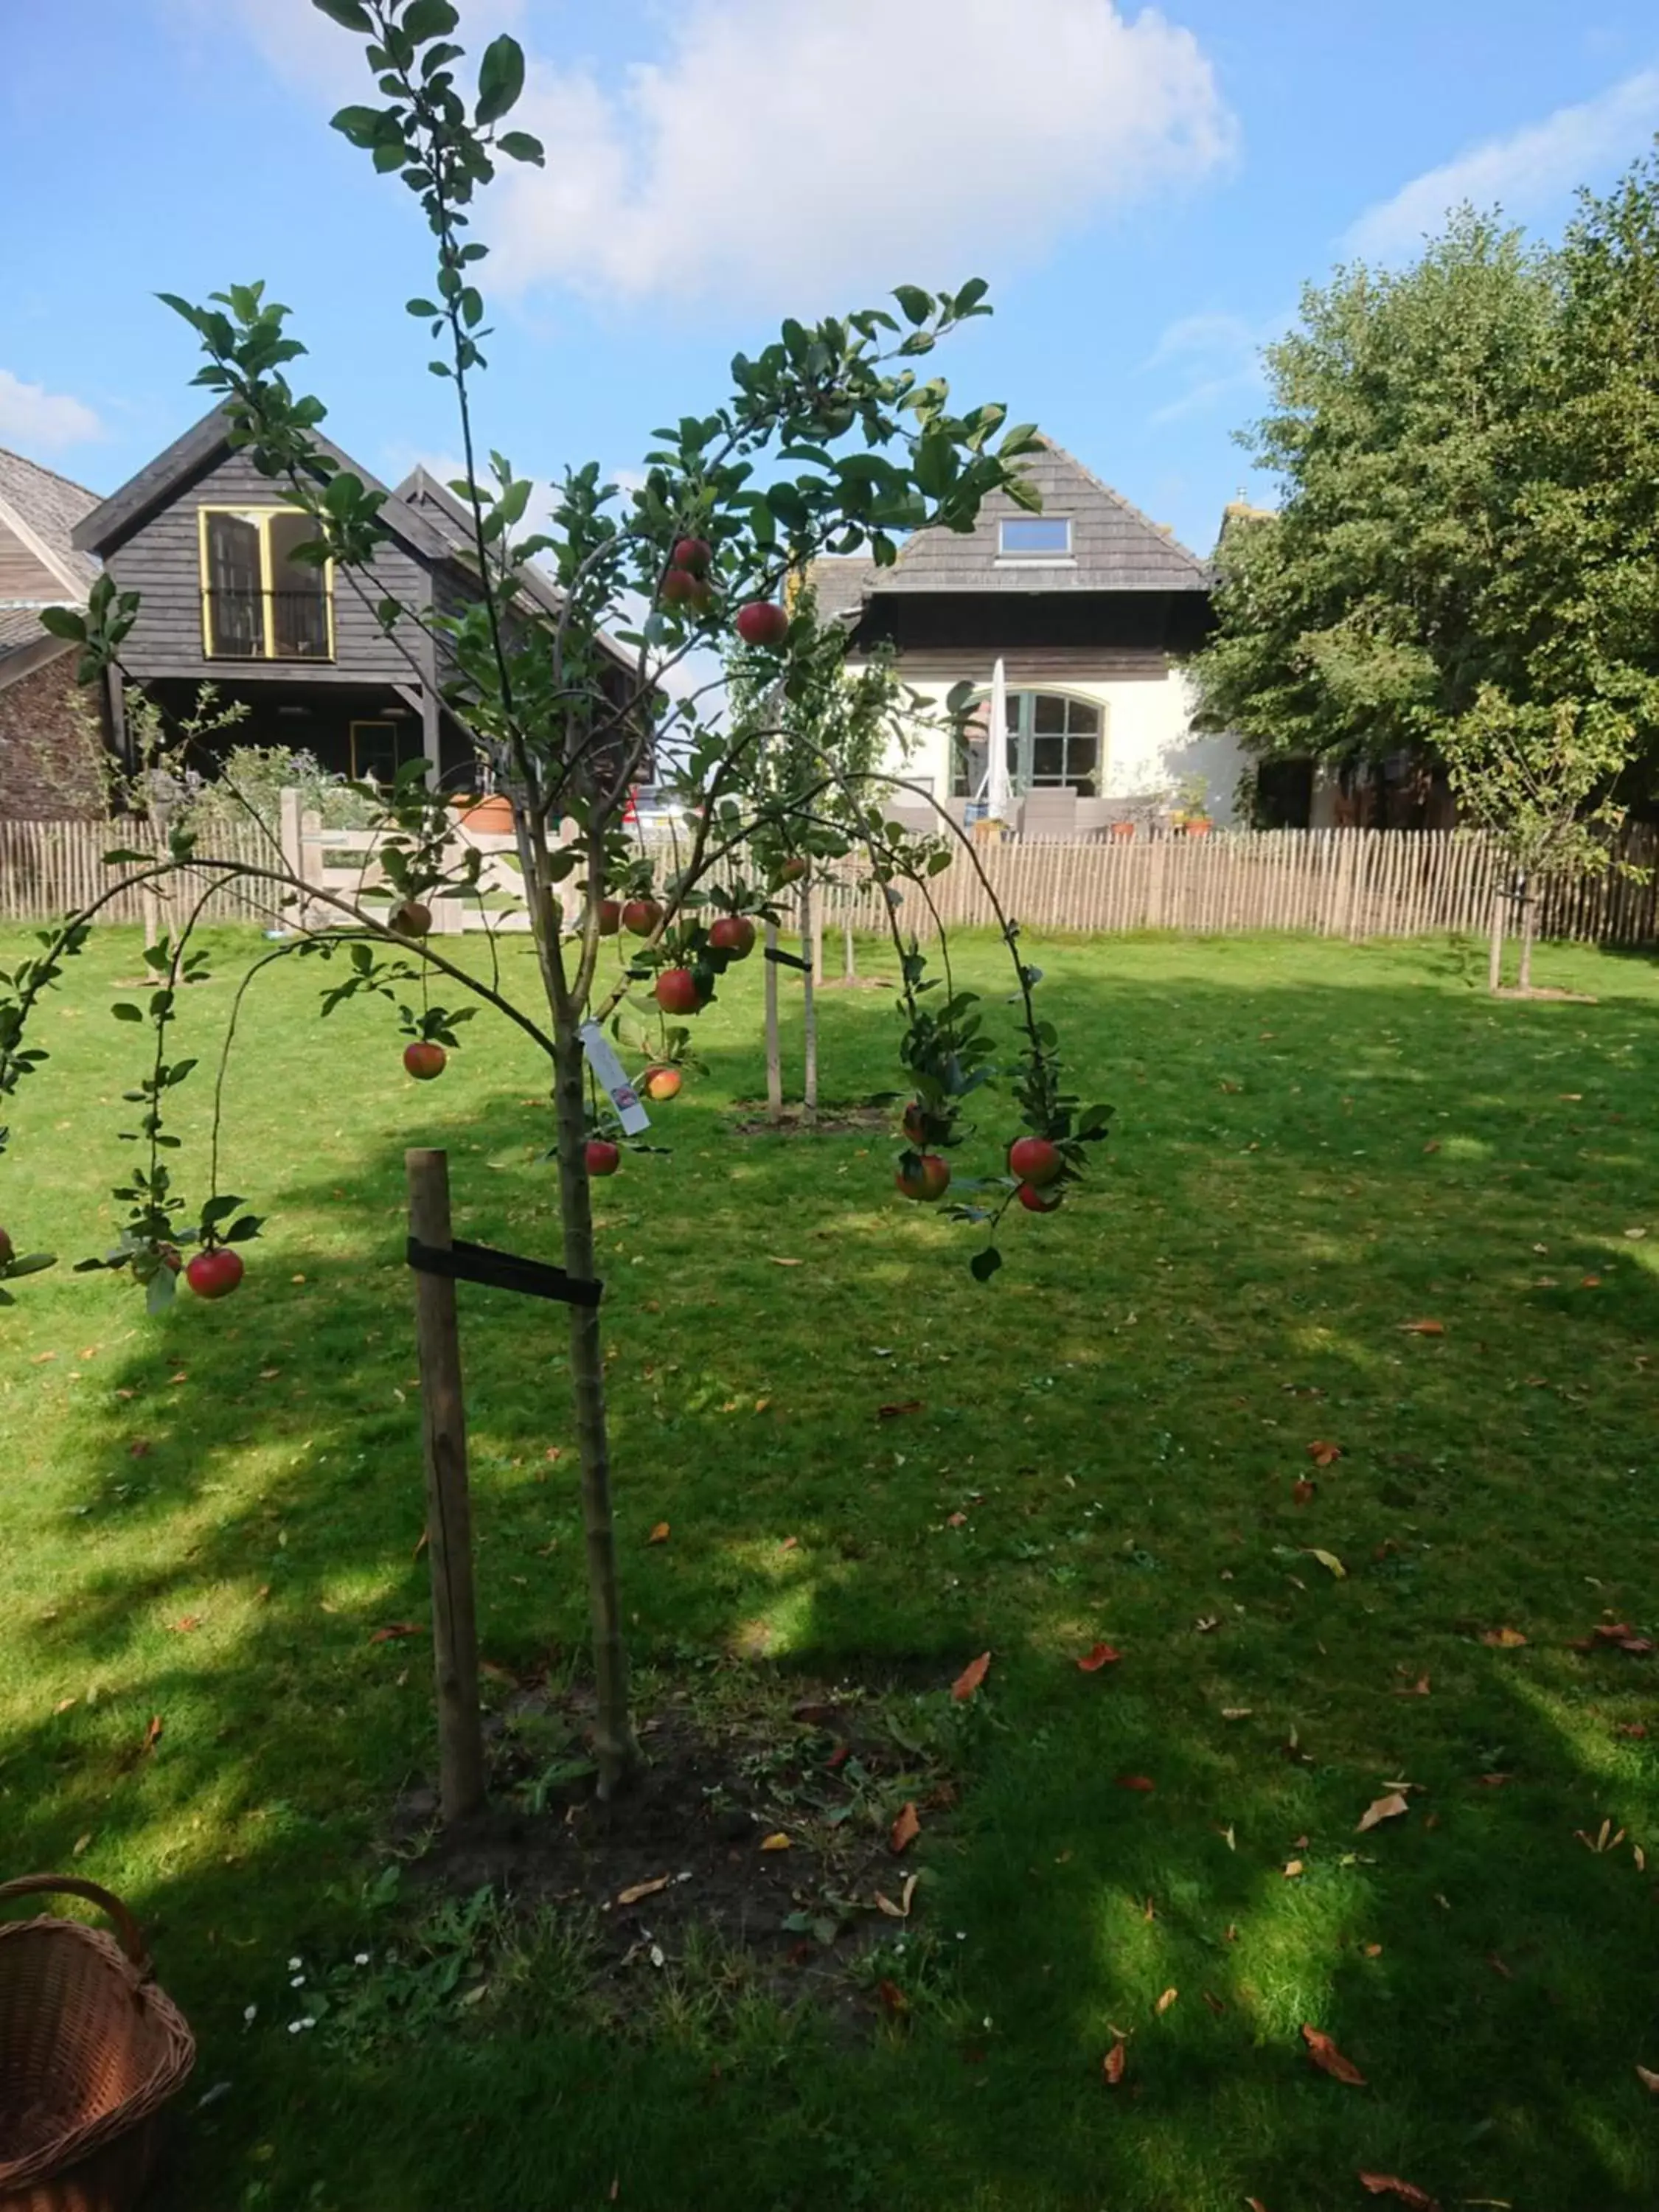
951,1650,992,1703
1356,1791,1411,1833
1307,1440,1343,1467
128,1439,152,1458
1203,1989,1226,2015
1481,1627,1528,1648
1114,1774,1155,1792
1615,1722,1648,1739
167,1615,203,1635
72,1832,93,1857
877,1978,908,2016
1301,2024,1365,2084
1077,1642,1122,1672
1636,2065,1659,2094
1357,2175,1441,2210
1291,1478,1315,1506
1283,1859,1305,1879
1394,1672,1431,1696
945,1511,969,1528
767,1256,803,1267
1399,1319,1444,1336
412,1528,429,1562
369,1623,422,1644
616,1874,672,1907
1422,1139,1441,1153
1102,2038,1127,2086
874,1876,918,1920
52,1697,76,1717
877,1399,924,1420
141,1715,164,1756
647,1522,670,1545
890,1801,920,1854
779,1535,798,1551
759,1832,791,1853
1155,1986,1178,2015
1486,1953,1513,1980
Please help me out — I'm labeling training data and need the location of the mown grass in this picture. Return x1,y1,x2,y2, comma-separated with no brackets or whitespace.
2,922,1656,2212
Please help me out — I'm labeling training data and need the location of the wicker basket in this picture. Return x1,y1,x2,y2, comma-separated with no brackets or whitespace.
0,1877,195,2212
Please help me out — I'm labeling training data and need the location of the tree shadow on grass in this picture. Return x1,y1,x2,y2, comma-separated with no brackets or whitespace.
5,947,1658,2210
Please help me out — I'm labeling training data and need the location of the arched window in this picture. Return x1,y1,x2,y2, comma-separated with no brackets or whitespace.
952,691,1104,800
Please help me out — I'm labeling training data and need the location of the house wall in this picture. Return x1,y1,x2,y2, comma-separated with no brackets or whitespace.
865,653,1248,828
105,448,430,686
0,649,107,818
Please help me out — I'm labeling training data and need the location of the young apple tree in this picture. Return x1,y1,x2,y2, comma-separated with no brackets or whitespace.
3,0,1112,1799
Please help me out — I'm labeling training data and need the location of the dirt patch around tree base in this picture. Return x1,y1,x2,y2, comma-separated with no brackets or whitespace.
1492,987,1599,1003
727,1102,894,1136
392,1673,960,2017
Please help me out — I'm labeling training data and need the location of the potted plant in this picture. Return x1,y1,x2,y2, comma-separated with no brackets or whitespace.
1169,773,1212,838
1109,819,1137,841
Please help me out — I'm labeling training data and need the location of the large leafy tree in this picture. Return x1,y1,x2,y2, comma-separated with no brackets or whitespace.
4,0,1113,1803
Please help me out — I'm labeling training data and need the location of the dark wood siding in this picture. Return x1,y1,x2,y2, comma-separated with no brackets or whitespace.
856,589,1212,658
107,448,430,686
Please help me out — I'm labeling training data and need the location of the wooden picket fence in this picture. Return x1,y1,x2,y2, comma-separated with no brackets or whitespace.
0,815,1655,946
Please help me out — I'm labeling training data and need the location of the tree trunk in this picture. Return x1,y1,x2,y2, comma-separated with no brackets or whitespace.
551,1010,639,1795
764,919,784,1124
1487,887,1506,994
843,909,855,981
801,880,818,1127
1517,877,1537,994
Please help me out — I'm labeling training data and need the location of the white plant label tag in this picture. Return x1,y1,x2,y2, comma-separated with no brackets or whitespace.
579,1020,651,1136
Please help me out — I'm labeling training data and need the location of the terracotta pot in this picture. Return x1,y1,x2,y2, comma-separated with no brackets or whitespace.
1109,821,1136,841
454,795,515,834
1183,818,1212,838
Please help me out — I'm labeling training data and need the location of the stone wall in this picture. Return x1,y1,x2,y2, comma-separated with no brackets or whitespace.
0,650,108,818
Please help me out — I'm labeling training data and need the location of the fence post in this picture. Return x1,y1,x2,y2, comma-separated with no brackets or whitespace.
406,1147,487,1825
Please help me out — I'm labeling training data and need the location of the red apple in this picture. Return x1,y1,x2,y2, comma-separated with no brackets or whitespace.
773,856,810,887
709,914,756,959
655,967,703,1016
622,898,664,937
1008,1136,1063,1187
895,1154,951,1203
389,898,432,939
585,1138,620,1178
1017,1182,1063,1214
661,567,700,608
187,1246,245,1300
0,1227,12,1268
404,1041,448,1081
597,899,622,936
643,1065,682,1101
672,536,712,575
901,1102,928,1145
736,600,790,649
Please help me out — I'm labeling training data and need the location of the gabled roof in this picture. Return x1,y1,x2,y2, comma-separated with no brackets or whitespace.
72,405,455,566
395,465,637,680
807,437,1209,616
0,447,100,597
0,447,102,675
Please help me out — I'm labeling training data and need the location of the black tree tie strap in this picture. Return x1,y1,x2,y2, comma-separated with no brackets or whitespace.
406,1237,603,1308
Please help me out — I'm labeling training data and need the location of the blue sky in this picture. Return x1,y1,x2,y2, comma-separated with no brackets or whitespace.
4,0,1658,557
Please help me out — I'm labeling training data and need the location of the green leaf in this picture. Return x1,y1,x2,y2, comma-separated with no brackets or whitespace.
311,0,373,27
331,103,389,146
6,1253,55,1279
406,297,440,318
111,1002,145,1023
496,131,546,167
970,1246,1004,1284
37,605,87,641
403,0,459,41
475,33,526,125
102,849,152,866
893,285,933,327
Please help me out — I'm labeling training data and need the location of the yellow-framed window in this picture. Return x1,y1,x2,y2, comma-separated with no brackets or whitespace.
198,507,335,662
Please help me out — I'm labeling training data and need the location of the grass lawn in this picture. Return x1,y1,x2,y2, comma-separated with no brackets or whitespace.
3,922,1657,2212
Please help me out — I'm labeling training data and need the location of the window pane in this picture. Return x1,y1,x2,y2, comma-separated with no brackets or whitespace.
352,722,402,783
1065,733,1100,798
205,513,262,658
269,511,331,660
1032,736,1065,782
1004,693,1020,732
1065,700,1101,734
1032,694,1065,734
999,517,1071,555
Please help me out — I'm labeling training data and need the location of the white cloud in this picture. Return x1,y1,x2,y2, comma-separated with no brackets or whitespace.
1141,310,1276,425
487,0,1235,308
1344,68,1659,262
0,370,104,453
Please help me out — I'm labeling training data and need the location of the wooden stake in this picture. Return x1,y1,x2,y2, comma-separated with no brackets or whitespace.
406,1148,486,1825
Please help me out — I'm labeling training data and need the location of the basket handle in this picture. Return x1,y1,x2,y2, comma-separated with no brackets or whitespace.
0,1875,151,1972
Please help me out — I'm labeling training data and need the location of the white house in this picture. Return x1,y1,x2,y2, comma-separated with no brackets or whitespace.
810,439,1246,834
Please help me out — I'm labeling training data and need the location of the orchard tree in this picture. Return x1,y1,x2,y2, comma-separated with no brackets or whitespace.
2,0,1111,1800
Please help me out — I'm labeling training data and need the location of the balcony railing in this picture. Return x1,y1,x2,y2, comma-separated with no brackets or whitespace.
204,588,332,661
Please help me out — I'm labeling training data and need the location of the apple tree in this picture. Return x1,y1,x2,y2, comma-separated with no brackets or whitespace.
2,0,1112,1797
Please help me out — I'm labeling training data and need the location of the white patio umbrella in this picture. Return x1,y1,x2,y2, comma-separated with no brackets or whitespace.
986,657,1014,824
